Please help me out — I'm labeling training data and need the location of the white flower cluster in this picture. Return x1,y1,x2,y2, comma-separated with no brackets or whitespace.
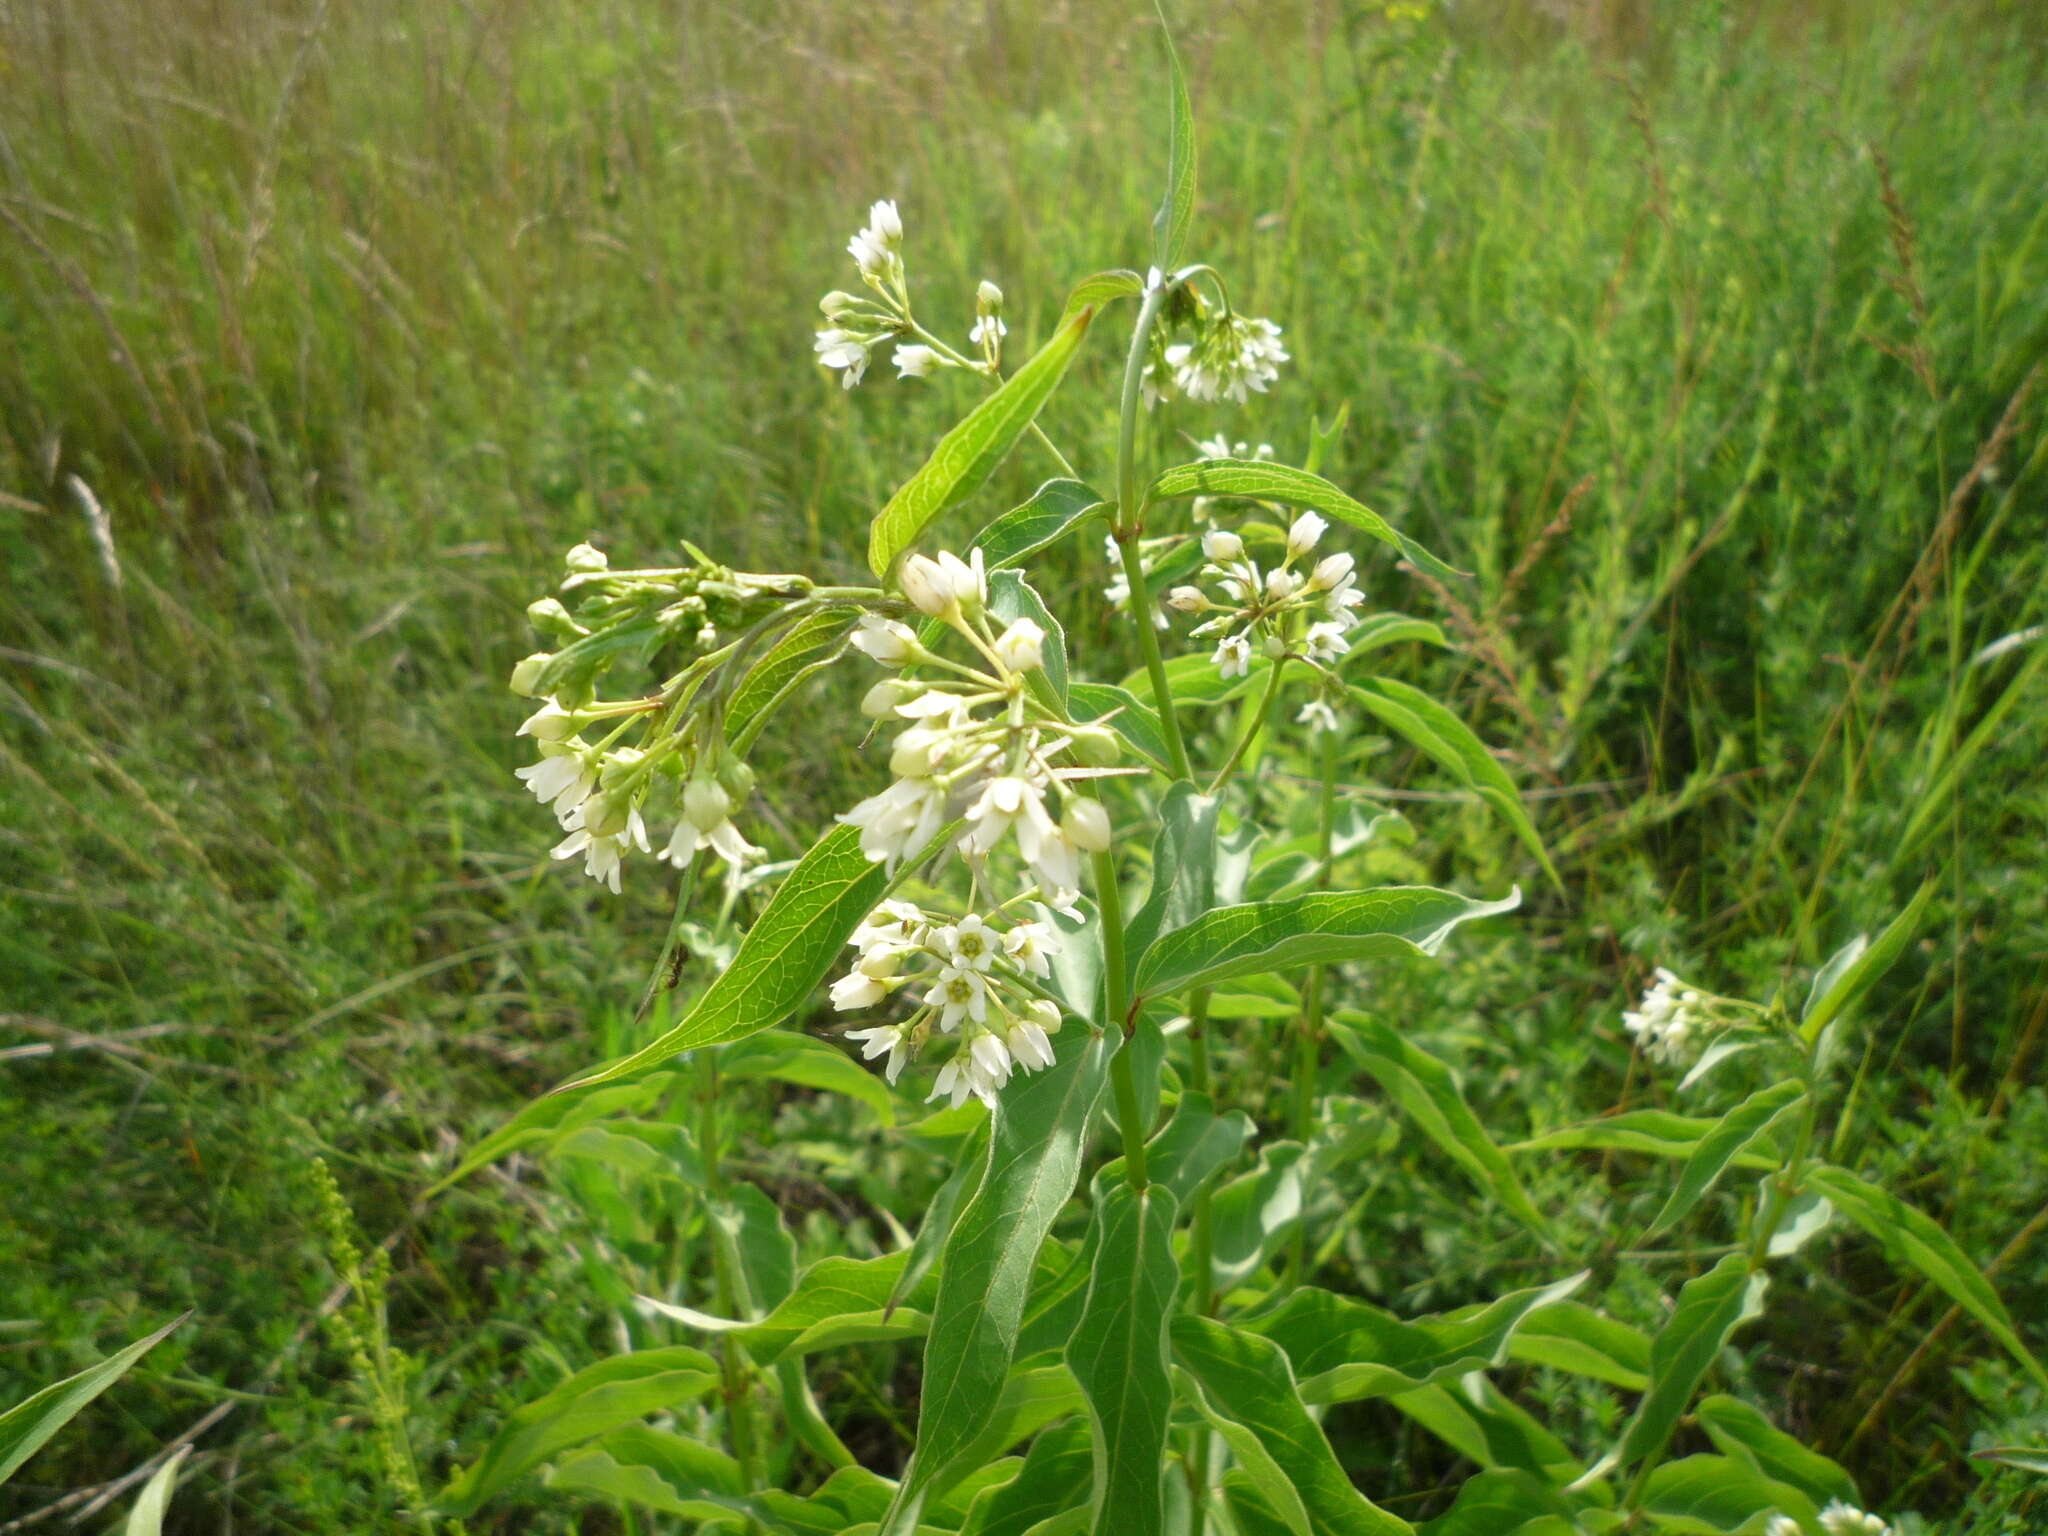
814,201,1007,389
1165,511,1365,679
1101,534,1169,631
1765,1503,1891,1536
1621,967,1715,1066
1145,310,1290,407
836,901,1066,1109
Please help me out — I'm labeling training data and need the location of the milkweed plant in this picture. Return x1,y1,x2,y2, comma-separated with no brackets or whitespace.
415,21,2048,1536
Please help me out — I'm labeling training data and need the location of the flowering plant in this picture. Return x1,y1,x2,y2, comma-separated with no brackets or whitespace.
431,25,2038,1536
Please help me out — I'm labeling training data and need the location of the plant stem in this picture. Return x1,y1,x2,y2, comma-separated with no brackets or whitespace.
1188,987,1218,1317
1093,846,1150,1191
700,1052,764,1491
1287,726,1341,1277
1206,658,1288,796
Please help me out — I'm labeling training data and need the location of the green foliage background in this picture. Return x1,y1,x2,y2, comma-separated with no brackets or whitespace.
2,0,2044,1527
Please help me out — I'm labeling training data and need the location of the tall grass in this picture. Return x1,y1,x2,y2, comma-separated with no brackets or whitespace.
2,0,2044,1524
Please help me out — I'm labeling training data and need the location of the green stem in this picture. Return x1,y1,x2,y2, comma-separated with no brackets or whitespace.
700,1053,764,1491
1286,727,1340,1278
1206,658,1289,795
1188,987,1217,1317
1094,847,1150,1191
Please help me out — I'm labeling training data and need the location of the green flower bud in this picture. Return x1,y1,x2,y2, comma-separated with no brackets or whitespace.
716,758,756,804
509,652,552,697
1070,724,1121,767
526,596,581,639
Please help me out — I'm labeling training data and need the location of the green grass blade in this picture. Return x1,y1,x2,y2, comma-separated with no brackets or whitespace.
1066,1183,1181,1536
123,1445,192,1536
1800,882,1934,1043
1151,4,1197,272
0,1312,187,1486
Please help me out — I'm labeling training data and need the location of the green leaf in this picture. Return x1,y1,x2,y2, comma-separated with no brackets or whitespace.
1067,1185,1180,1536
1639,1454,1815,1534
1805,1163,2048,1388
1123,781,1220,985
1146,458,1458,580
1510,1110,1782,1167
1133,884,1519,1001
546,1427,746,1521
1393,1378,1576,1482
721,1030,896,1125
868,303,1100,577
1129,1090,1253,1205
926,1366,1085,1502
436,1347,722,1516
1121,648,1272,710
1801,882,1934,1043
557,824,889,1092
1578,1254,1769,1488
1694,1395,1858,1507
960,1419,1093,1536
1070,682,1174,772
643,1251,938,1363
1347,677,1558,889
1341,611,1452,657
989,570,1069,711
123,1445,191,1536
1246,1274,1587,1405
710,1180,798,1312
1644,1080,1807,1240
887,1122,990,1317
1504,1302,1651,1391
0,1312,186,1486
432,1078,672,1193
1172,1316,1413,1536
1209,1142,1309,1291
1058,270,1147,325
727,609,855,747
1327,1014,1552,1243
549,1119,705,1187
1416,1469,1584,1536
971,480,1109,571
889,1030,1116,1517
1042,896,1104,1026
1149,5,1196,271
1973,1446,2048,1476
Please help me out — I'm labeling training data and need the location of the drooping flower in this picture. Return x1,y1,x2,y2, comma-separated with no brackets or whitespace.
1214,634,1252,678
515,742,598,822
1297,699,1341,736
551,803,650,894
844,1022,912,1083
839,774,950,868
993,617,1046,673
893,343,939,379
850,614,920,665
1167,313,1290,404
815,327,874,389
1818,1504,1889,1536
1622,968,1710,1066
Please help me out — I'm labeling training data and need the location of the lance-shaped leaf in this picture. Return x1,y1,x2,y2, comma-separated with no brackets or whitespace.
1509,1109,1784,1166
886,1121,989,1318
926,1366,1085,1501
1133,884,1520,1003
1246,1274,1586,1405
1123,782,1220,986
1172,1316,1413,1536
1059,270,1146,324
431,1077,674,1194
1328,1014,1552,1243
641,1250,938,1363
971,479,1109,571
960,1418,1093,1536
1694,1395,1858,1507
1643,1079,1806,1240
0,1312,186,1486
1805,1163,2048,1388
1067,1184,1181,1536
1392,1376,1575,1481
1150,6,1196,271
1801,882,1933,1043
1575,1254,1769,1489
989,569,1069,711
556,824,889,1092
1209,1142,1309,1291
546,1426,746,1523
886,1030,1116,1520
437,1347,722,1515
1415,1469,1586,1536
869,303,1101,577
726,609,855,748
1503,1302,1651,1391
721,1030,896,1125
1640,1455,1816,1534
1146,458,1457,580
121,1445,190,1536
1347,677,1558,889
1125,1090,1253,1205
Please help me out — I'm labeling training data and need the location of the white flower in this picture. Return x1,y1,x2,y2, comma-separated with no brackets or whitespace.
1062,798,1112,852
926,966,992,1032
815,327,873,388
840,775,950,867
1202,528,1245,562
861,679,918,718
963,773,1052,853
1003,921,1062,977
852,899,929,952
1818,1503,1888,1536
515,743,598,822
1308,551,1355,592
660,779,761,870
1006,1001,1060,1072
1297,700,1341,735
851,615,920,666
1166,585,1210,613
899,548,985,617
993,617,1046,673
1170,314,1289,404
969,314,1008,347
1286,511,1329,559
1305,621,1350,663
1265,567,1302,602
517,699,581,742
893,343,939,378
854,941,912,979
929,1038,1011,1109
937,914,999,973
1195,433,1234,459
551,805,649,894
1213,634,1252,678
1764,1519,1802,1536
1623,967,1712,1067
831,973,890,1011
848,199,902,279
845,1023,913,1084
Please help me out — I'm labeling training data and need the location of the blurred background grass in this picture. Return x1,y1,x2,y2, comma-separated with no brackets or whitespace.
3,0,2046,1527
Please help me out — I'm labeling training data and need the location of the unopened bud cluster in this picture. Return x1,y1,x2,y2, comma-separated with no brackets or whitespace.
815,200,1008,389
1620,966,1755,1068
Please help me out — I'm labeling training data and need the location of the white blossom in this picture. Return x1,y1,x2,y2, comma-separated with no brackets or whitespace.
831,973,890,1011
893,343,939,378
969,314,1008,347
815,327,873,389
1005,999,1061,1072
1623,967,1712,1066
1297,699,1341,735
551,804,649,894
839,774,949,868
994,617,1046,673
515,742,598,822
1003,920,1062,977
844,1023,912,1083
936,914,1000,973
1169,314,1289,404
1214,634,1252,678
517,699,581,742
900,548,985,617
1202,528,1245,562
927,966,992,1032
1286,511,1329,559
851,615,920,665
1166,585,1210,614
1305,621,1350,663
1819,1505,1889,1536
1063,798,1112,852
1308,551,1355,592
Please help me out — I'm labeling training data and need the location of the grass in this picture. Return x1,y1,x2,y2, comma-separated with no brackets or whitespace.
2,0,2046,1527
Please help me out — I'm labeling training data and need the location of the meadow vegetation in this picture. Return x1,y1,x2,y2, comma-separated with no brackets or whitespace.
2,0,2046,1529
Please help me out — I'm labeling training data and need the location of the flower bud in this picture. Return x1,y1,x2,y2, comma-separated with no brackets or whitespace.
683,776,733,831
1165,585,1210,614
862,679,916,718
819,290,861,320
717,758,756,804
1285,511,1328,560
597,747,645,788
1308,551,1355,592
890,727,943,779
851,615,920,666
1202,529,1244,563
1262,632,1288,659
1070,724,1121,767
518,700,580,741
509,652,552,697
898,553,952,616
565,542,609,574
1265,568,1301,601
976,279,1004,314
526,596,581,639
893,343,939,379
1026,997,1063,1035
581,789,631,838
993,617,1046,673
1063,798,1111,852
